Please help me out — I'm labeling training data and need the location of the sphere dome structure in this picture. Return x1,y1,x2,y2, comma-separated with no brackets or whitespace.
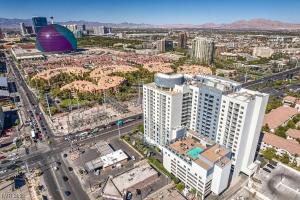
36,24,77,53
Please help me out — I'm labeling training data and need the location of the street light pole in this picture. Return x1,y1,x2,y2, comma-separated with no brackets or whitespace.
117,122,121,139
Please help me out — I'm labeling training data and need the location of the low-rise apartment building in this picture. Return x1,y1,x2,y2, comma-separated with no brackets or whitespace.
261,132,300,166
263,106,298,132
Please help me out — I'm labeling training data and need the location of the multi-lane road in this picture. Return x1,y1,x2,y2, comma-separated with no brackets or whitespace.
4,53,142,200
241,66,300,88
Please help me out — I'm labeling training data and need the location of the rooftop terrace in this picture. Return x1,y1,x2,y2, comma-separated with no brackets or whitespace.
168,135,230,170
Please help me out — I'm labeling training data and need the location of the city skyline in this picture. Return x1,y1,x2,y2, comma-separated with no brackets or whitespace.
1,0,300,24
1,1,300,199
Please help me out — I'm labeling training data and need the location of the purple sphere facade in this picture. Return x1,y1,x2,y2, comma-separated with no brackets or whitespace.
36,24,77,53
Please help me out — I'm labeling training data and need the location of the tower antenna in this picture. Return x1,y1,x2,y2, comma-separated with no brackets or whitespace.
50,16,54,24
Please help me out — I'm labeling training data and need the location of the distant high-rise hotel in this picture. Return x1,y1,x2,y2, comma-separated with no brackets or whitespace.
20,23,34,36
65,24,78,32
192,37,215,65
0,28,3,39
178,32,187,48
93,26,112,35
65,24,86,38
32,16,48,34
156,39,173,53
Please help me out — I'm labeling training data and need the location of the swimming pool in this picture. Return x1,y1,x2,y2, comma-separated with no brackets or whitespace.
187,147,204,159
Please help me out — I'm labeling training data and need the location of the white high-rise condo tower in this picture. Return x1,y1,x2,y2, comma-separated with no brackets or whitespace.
143,73,268,179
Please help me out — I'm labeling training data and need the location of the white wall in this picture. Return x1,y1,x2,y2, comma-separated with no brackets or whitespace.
241,94,268,175
211,162,231,195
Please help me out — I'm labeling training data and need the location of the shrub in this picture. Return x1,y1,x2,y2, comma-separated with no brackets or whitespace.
176,182,185,192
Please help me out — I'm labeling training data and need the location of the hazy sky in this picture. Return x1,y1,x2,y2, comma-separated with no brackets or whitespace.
1,0,300,24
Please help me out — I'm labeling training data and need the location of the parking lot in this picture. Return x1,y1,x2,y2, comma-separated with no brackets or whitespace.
62,137,143,196
253,162,300,200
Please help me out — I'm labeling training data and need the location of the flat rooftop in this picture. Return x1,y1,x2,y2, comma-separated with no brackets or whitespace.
144,82,180,96
254,162,300,200
144,184,187,200
196,74,241,88
12,47,41,55
227,88,267,102
86,149,128,171
95,141,114,155
113,162,158,192
102,161,159,197
168,136,230,170
0,77,8,88
101,149,128,168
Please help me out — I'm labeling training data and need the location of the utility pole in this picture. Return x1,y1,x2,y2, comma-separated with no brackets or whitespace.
118,123,121,139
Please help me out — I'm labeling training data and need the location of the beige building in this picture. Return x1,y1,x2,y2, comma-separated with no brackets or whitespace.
253,47,274,58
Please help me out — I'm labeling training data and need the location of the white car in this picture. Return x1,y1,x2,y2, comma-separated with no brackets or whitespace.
0,169,7,174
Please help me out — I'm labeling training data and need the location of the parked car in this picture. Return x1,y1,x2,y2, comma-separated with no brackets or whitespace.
0,155,6,160
62,176,68,182
263,168,271,173
266,164,275,169
126,191,133,200
64,191,71,196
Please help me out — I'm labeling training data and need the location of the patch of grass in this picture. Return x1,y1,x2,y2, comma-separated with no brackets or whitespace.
59,99,89,109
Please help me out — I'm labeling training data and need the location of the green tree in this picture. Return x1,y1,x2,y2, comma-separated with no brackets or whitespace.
217,73,225,77
262,147,276,160
266,97,283,113
190,188,197,194
136,124,144,133
262,124,270,132
292,114,300,124
287,120,296,129
279,153,290,164
176,182,185,192
275,126,287,138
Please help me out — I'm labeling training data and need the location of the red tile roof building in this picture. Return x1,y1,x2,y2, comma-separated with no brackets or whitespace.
263,106,298,131
261,132,300,166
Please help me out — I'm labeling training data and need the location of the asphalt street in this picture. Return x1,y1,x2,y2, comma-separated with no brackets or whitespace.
241,66,300,88
4,54,143,200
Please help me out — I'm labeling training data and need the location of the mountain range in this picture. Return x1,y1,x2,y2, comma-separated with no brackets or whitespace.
1,18,300,30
